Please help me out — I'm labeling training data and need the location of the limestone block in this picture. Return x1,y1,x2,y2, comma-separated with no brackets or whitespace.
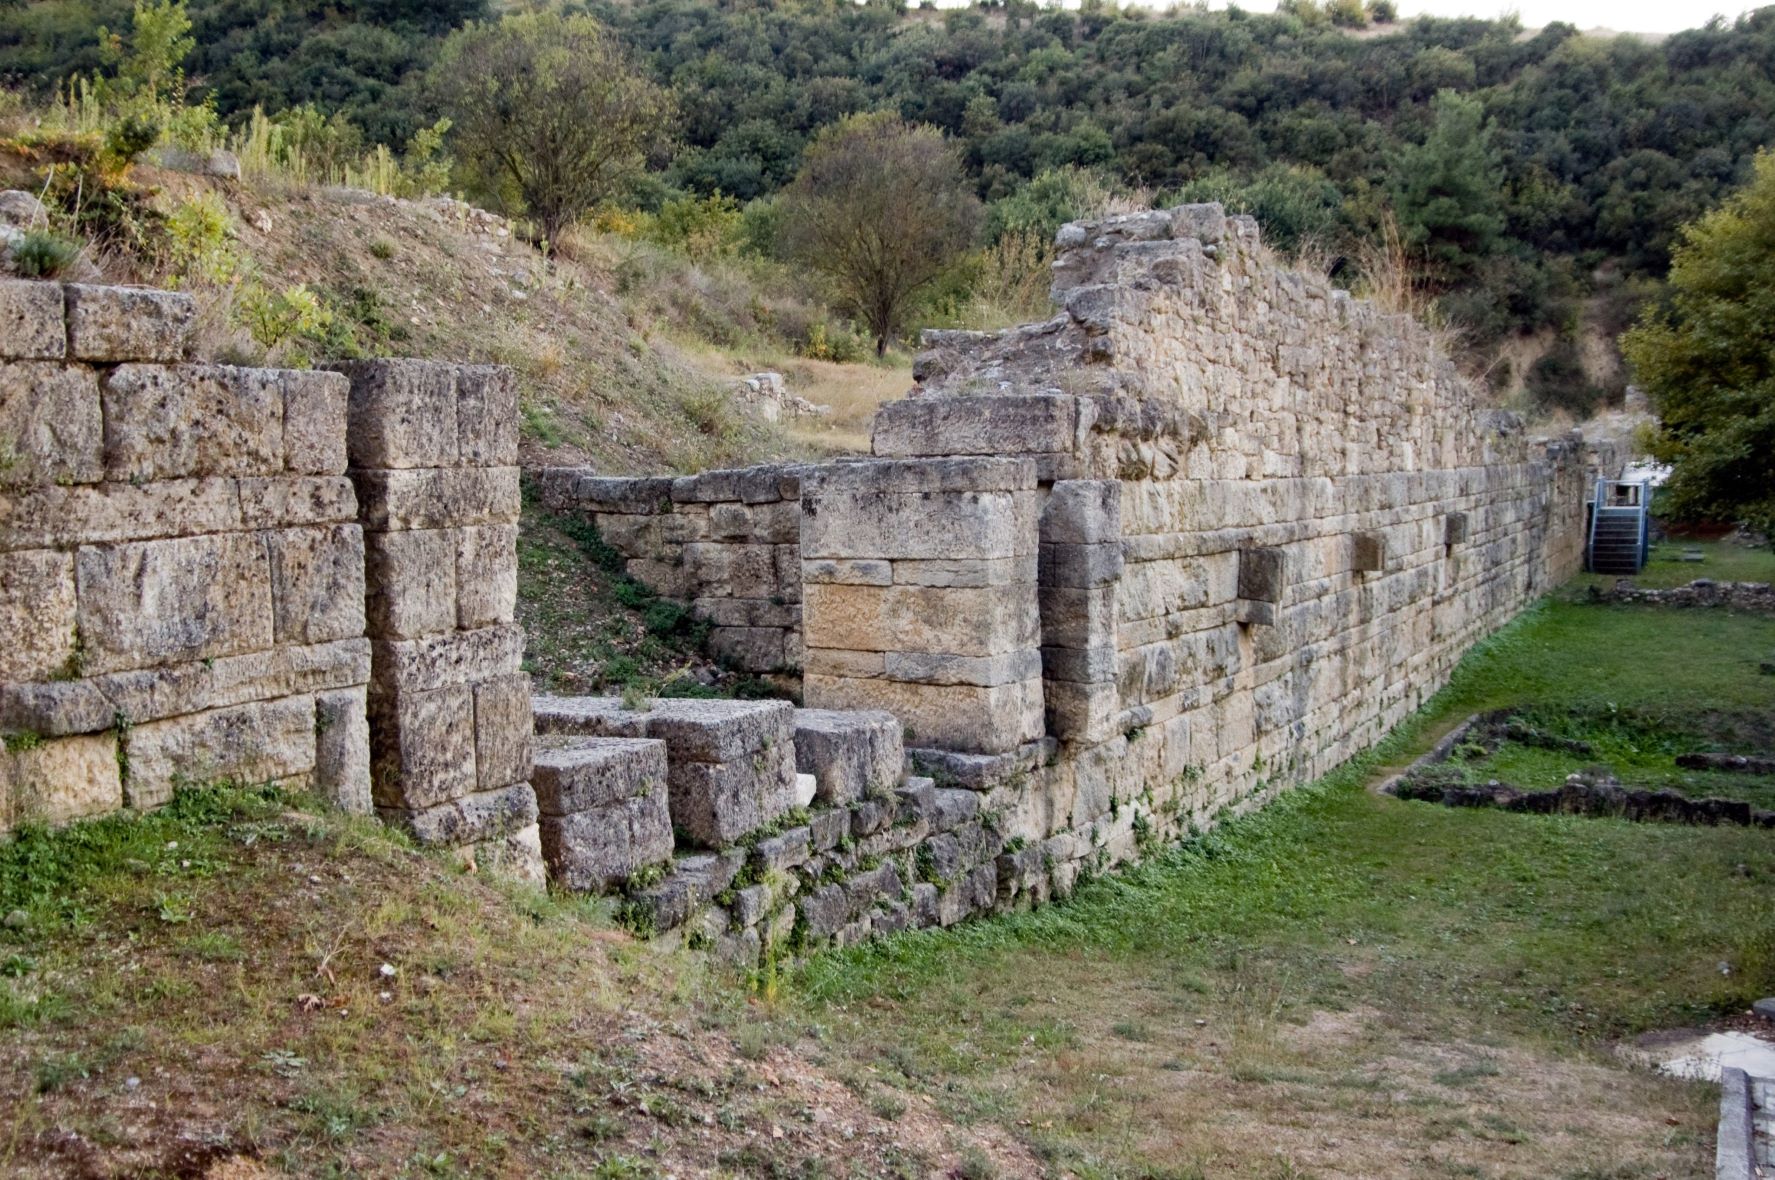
534,696,795,765
0,733,120,830
368,684,477,809
1038,585,1116,650
0,549,77,682
237,476,357,529
574,476,675,515
0,478,243,549
683,542,778,599
267,524,366,645
709,626,787,672
753,825,811,872
314,686,371,814
1041,480,1121,545
531,736,666,814
352,467,520,530
364,528,457,640
1046,680,1120,744
455,524,518,629
382,781,538,849
890,556,1037,588
370,625,524,694
0,638,369,738
1039,543,1123,588
454,365,518,467
474,674,533,790
540,799,672,893
101,365,283,480
872,394,1079,459
126,695,316,810
332,359,459,469
281,369,350,475
1040,643,1117,684
66,284,193,362
883,649,1042,687
803,558,892,586
1238,547,1286,604
690,598,798,629
462,821,546,885
667,748,797,847
801,487,1039,562
803,582,1038,657
0,362,102,485
792,709,903,806
805,674,1041,756
75,534,273,675
0,280,65,360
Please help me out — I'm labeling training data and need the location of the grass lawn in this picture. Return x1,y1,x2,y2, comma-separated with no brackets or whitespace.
785,597,1775,1180
1566,536,1775,594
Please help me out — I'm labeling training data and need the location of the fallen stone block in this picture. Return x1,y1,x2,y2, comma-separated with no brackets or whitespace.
380,781,538,849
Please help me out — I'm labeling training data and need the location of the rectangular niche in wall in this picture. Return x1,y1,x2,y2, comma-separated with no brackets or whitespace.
1237,546,1285,627
1445,512,1469,549
1351,531,1387,574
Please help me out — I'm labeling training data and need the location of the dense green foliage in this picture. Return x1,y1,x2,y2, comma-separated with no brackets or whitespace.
8,0,1775,401
1623,152,1775,537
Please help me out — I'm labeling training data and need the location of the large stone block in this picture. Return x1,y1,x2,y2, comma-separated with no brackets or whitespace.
0,732,121,831
314,686,371,814
1041,480,1122,546
801,487,1040,562
364,528,457,639
872,395,1080,459
882,649,1042,687
267,524,366,645
125,695,316,810
536,696,795,766
381,781,538,849
531,736,666,814
332,359,459,469
352,467,521,530
66,284,193,363
1238,547,1286,603
667,748,797,847
369,625,524,694
237,476,357,529
473,674,533,790
0,478,242,549
101,365,282,480
683,542,779,599
368,684,477,809
281,369,350,475
802,582,1038,657
792,709,904,805
533,739,671,892
804,674,1041,755
1039,585,1116,650
75,534,273,675
0,549,77,682
455,524,518,629
0,280,65,360
0,362,102,485
454,365,519,467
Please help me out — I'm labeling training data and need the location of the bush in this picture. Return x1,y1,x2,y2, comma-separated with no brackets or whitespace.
9,230,83,278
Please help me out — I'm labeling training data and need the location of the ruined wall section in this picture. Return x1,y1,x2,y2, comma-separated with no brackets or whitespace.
534,465,804,674
0,280,370,832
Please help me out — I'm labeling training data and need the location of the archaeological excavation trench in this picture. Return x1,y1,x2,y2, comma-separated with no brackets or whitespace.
0,203,1632,962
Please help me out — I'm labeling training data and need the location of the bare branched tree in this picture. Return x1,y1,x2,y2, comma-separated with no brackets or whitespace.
433,13,672,250
779,114,982,356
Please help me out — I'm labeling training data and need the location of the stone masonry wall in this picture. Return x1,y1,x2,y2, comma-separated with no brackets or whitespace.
0,280,371,832
534,465,804,675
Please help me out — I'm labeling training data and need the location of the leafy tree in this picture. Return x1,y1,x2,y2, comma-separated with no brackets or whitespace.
430,11,672,247
778,113,982,355
1392,89,1504,286
1622,151,1775,537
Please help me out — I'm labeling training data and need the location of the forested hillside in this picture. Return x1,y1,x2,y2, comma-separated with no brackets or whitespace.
5,0,1775,413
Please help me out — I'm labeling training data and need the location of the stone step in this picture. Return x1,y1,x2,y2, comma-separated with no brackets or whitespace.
532,737,671,894
792,708,905,805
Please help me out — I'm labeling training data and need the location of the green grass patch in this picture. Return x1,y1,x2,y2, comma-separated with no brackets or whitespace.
1567,536,1775,594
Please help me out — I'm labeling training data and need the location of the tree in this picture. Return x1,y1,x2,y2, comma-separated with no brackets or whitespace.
778,113,982,356
432,12,671,248
1392,90,1504,286
1622,151,1775,538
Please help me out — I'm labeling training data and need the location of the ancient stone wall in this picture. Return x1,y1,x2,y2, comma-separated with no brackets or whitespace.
0,280,370,831
534,465,804,674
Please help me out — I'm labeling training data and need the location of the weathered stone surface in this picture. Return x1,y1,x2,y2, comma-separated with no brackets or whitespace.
0,638,368,737
0,280,64,360
805,675,1042,756
1238,547,1287,603
462,820,546,885
872,393,1079,459
454,365,518,467
237,476,357,529
1042,480,1121,545
314,686,371,814
101,365,283,481
803,456,1037,496
455,524,518,628
1445,512,1470,546
281,369,350,475
370,625,524,694
803,582,1037,656
1351,531,1387,573
0,478,241,549
473,674,533,790
125,694,316,809
667,750,796,848
801,486,1039,562
332,359,459,469
540,798,672,893
382,781,538,848
792,709,903,806
352,466,521,530
368,684,476,809
76,534,273,675
1039,542,1123,588
532,736,666,814
0,549,77,682
66,285,193,363
364,528,457,639
810,806,848,850
0,363,102,485
883,649,1042,687
534,695,794,765
0,732,120,831
267,524,366,645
